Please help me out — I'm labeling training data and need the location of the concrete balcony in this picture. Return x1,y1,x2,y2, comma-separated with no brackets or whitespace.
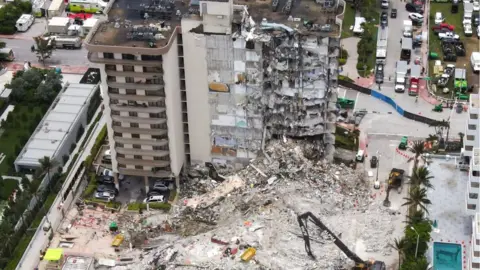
110,104,166,113
117,157,170,167
88,52,162,66
468,117,479,125
114,137,169,146
105,69,164,79
106,81,164,91
116,147,169,157
112,115,166,125
109,93,166,102
118,168,172,178
113,126,167,135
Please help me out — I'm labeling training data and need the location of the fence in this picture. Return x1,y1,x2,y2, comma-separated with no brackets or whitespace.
340,79,442,126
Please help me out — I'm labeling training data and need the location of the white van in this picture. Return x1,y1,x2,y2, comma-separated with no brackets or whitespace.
356,150,365,162
15,14,35,32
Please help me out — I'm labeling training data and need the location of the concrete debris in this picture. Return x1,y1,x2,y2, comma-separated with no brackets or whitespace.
111,140,401,270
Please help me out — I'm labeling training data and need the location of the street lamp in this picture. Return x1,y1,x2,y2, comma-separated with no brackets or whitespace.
411,226,420,258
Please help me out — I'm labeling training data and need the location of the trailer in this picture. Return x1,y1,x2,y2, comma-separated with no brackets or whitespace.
395,61,408,92
47,0,66,18
401,37,412,61
48,17,71,34
50,36,82,49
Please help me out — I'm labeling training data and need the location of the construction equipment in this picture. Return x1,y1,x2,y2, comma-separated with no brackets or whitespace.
337,98,355,109
398,136,408,150
297,212,386,270
387,168,405,194
433,104,443,112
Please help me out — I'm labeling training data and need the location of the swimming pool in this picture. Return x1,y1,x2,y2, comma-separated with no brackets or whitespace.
433,242,462,270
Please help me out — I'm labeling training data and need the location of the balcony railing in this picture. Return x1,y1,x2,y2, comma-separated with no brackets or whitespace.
118,168,172,178
88,52,163,66
112,115,166,125
117,157,170,167
110,104,166,113
116,147,169,157
114,136,169,146
113,126,168,135
107,81,164,91
105,70,164,78
109,93,166,102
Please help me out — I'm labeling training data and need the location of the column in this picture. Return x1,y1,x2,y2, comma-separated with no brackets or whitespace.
144,176,149,193
114,173,119,191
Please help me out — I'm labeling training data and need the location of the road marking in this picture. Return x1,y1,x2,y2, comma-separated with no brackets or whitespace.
352,92,359,112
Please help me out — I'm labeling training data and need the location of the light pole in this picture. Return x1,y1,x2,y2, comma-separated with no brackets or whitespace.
375,151,380,184
411,226,420,258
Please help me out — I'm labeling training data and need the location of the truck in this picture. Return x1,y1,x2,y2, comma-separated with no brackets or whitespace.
408,64,421,96
401,37,412,62
403,20,413,37
15,14,35,32
454,68,468,90
395,60,408,93
50,36,82,49
387,168,405,194
68,0,107,13
471,52,480,73
0,48,15,61
48,17,71,34
376,26,388,64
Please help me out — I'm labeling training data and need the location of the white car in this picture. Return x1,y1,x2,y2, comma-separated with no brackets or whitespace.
381,0,389,9
144,195,165,203
434,12,444,25
94,191,115,201
409,13,424,22
477,25,480,38
474,0,480,11
438,32,460,40
464,23,473,36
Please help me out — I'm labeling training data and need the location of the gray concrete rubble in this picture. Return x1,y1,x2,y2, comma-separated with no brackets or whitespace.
110,140,399,270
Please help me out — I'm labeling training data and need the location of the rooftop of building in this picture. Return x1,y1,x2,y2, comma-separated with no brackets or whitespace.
89,0,344,48
15,83,98,168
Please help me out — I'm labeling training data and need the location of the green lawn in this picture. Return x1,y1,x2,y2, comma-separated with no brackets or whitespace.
342,5,356,38
0,105,44,174
30,193,56,229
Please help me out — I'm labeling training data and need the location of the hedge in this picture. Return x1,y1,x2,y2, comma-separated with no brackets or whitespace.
127,202,172,211
84,198,121,209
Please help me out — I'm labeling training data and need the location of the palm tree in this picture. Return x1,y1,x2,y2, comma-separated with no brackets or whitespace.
39,156,58,192
406,209,427,226
389,237,406,268
403,187,431,213
458,132,464,146
409,166,434,189
408,140,426,168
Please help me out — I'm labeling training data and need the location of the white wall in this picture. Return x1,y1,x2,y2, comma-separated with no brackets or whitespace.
181,19,211,165
163,37,186,176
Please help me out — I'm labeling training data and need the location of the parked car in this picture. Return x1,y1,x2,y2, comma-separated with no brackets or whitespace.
97,184,118,195
474,0,480,11
380,12,388,26
381,0,389,9
95,191,115,201
152,180,170,191
144,194,165,203
432,23,455,34
406,3,423,13
375,64,384,84
464,23,473,36
434,12,444,25
370,156,378,168
391,8,397,18
98,175,115,185
477,25,480,38
473,13,479,26
409,13,424,23
438,32,460,40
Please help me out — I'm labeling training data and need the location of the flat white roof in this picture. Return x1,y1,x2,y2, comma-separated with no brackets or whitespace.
48,16,70,26
15,83,97,168
83,18,98,28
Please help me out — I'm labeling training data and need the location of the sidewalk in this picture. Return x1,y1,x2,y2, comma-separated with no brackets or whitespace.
6,62,88,74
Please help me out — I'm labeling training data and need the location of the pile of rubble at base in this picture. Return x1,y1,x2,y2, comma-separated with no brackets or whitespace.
112,140,399,270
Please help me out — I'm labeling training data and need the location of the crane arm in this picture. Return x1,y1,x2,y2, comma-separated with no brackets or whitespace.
297,212,366,265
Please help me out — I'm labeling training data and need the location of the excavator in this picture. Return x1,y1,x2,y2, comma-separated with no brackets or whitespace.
297,212,386,270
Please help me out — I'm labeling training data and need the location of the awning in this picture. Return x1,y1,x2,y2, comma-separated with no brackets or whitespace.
44,248,63,261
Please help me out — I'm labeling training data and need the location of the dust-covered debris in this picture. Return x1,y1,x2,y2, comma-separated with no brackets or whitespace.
110,140,400,270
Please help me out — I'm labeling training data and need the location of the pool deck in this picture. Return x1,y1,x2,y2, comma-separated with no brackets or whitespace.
427,160,471,269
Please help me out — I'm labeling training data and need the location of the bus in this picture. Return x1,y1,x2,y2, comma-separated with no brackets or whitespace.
68,0,107,13
0,48,15,62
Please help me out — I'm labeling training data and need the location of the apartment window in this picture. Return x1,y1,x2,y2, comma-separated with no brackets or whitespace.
134,155,142,159
151,123,166,129
154,156,169,161
107,76,116,82
125,77,134,83
143,66,161,72
153,145,168,151
135,165,143,169
473,262,480,268
113,121,121,126
474,171,480,177
103,52,114,59
475,251,480,257
468,204,477,210
466,145,474,151
106,64,116,71
472,182,480,188
111,111,120,116
122,54,135,60
117,153,125,158
123,65,134,72
145,90,161,96
116,143,124,148
118,164,127,168
469,193,478,199
126,89,136,95
130,123,139,128
132,133,140,138
141,55,162,61
149,113,161,118
152,135,164,140
471,113,479,119
148,101,165,107
129,111,138,117
114,132,122,137
110,99,119,104
108,87,119,94
133,144,141,149
469,124,477,130
467,135,475,141
146,78,162,84
477,239,480,245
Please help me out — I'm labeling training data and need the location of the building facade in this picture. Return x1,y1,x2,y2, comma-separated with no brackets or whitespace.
85,0,344,182
465,94,480,214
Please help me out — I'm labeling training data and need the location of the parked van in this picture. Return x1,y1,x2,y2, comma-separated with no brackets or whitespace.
15,14,35,32
471,52,480,73
0,48,15,61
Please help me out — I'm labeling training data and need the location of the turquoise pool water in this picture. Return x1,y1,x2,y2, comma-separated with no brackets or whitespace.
433,242,462,270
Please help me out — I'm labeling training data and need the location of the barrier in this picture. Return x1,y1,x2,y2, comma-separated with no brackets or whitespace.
339,79,442,126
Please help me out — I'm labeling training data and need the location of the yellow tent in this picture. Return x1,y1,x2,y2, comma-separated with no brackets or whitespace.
44,248,63,261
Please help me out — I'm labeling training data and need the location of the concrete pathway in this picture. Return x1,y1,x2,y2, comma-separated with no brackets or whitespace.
340,37,361,79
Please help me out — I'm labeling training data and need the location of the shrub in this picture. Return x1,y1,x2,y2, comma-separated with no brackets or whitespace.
82,184,97,197
338,58,347,66
340,48,349,59
338,75,354,82
69,143,76,153
76,125,84,142
62,155,69,164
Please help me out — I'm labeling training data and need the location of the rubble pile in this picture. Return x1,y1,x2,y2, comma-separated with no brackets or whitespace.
112,140,401,270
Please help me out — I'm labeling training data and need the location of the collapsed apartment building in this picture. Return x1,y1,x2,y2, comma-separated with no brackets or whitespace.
85,0,345,181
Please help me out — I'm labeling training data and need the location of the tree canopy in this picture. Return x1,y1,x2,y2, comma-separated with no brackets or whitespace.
7,68,63,105
0,0,32,34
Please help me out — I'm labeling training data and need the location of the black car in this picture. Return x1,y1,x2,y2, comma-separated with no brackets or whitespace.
375,64,384,84
370,156,378,168
391,8,397,18
97,184,118,195
380,12,388,26
473,13,479,26
97,175,115,185
405,3,423,13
